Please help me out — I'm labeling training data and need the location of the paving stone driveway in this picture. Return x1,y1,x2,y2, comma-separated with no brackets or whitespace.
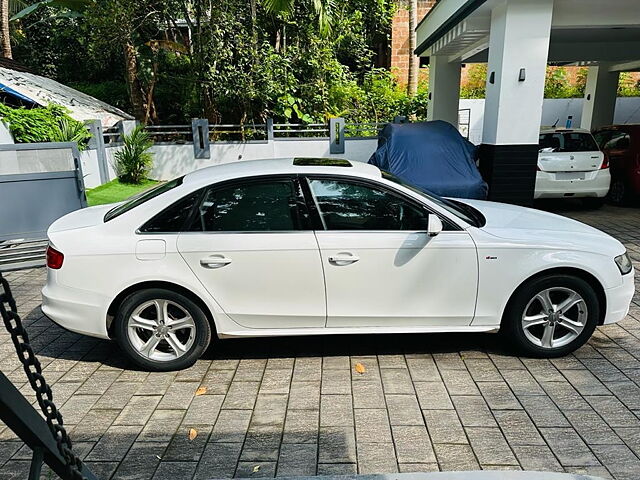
2,203,640,480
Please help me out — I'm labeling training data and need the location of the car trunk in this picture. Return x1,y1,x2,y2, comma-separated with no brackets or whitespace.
538,150,604,172
538,131,604,172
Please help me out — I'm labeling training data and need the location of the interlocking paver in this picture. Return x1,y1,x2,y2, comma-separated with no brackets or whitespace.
3,204,640,479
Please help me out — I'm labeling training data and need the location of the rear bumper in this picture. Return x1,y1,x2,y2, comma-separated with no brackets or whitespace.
41,272,110,339
534,169,610,199
603,269,635,325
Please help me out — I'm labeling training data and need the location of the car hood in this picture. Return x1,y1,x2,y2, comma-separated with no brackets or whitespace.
457,199,625,255
48,203,117,234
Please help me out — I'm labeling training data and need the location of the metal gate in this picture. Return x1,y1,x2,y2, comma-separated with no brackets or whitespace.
0,142,87,271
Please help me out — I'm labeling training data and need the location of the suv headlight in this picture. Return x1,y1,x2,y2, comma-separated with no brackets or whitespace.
615,252,633,275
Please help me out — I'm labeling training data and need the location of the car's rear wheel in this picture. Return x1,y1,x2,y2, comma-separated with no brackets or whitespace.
608,177,632,206
503,274,599,358
114,288,211,371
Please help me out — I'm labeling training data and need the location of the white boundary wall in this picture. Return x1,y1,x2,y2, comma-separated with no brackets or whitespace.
461,97,640,145
22,97,639,188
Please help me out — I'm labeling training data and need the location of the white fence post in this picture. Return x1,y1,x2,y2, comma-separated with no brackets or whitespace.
191,119,210,159
329,117,345,154
86,119,109,184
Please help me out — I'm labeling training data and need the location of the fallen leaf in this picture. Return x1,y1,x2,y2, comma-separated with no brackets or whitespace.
354,362,366,374
252,465,261,473
195,386,208,396
188,428,198,441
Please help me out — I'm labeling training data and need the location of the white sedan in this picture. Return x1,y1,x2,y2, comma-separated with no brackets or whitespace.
42,158,634,371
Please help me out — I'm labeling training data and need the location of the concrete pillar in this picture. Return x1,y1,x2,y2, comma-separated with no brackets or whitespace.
479,0,553,206
427,56,461,127
581,63,619,130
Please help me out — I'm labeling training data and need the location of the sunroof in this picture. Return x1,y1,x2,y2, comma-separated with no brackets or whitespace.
293,157,352,167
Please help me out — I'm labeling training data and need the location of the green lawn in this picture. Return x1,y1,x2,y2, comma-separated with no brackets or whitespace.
86,179,160,206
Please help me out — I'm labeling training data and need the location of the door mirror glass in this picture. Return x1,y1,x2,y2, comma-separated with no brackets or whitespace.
427,215,443,237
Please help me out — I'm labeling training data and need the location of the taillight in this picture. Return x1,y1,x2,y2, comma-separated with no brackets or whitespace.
601,153,609,169
46,245,64,269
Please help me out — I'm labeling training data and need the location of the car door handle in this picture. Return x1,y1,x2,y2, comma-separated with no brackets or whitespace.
200,255,232,268
328,253,360,265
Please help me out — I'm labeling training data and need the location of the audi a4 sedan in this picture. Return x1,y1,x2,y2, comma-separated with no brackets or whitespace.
42,158,635,371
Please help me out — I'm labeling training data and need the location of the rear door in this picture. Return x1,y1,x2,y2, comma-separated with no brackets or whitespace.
538,132,603,172
177,176,326,329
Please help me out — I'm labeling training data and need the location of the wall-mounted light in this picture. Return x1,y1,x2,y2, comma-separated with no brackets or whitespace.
518,68,526,81
489,72,495,84
428,92,432,100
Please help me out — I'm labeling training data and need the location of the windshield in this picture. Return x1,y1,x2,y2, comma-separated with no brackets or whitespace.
539,132,599,152
104,177,184,222
381,171,485,227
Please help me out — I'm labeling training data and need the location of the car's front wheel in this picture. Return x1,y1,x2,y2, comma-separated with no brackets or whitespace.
114,288,212,371
503,274,599,358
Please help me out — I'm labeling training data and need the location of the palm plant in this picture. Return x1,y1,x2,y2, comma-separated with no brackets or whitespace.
114,126,154,184
262,0,335,36
50,117,92,149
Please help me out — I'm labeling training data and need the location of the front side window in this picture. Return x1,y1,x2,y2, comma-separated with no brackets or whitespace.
603,132,631,151
190,179,305,232
307,178,428,231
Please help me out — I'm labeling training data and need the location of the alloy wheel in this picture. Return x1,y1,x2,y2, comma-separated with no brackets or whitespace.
127,299,196,361
521,287,587,349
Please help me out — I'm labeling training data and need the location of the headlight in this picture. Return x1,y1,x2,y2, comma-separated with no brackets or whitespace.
615,252,633,275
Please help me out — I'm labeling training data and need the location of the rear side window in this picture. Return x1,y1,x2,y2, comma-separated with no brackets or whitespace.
104,177,184,222
139,191,201,233
538,133,599,152
189,179,306,232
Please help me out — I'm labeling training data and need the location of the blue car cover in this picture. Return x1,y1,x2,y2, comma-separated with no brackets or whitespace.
368,120,488,199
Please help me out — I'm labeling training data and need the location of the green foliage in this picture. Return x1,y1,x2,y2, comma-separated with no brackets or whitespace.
69,81,131,112
50,117,92,148
0,103,90,148
86,178,159,206
113,126,154,184
460,64,487,99
618,72,640,97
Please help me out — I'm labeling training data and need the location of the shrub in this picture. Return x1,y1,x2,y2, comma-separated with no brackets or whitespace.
0,103,91,148
113,126,154,184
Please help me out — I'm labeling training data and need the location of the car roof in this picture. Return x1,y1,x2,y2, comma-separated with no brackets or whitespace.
183,157,383,186
539,127,593,135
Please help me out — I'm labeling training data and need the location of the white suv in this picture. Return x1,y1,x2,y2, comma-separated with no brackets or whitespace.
535,128,610,207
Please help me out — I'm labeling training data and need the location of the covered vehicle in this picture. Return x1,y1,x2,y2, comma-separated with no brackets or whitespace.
368,120,488,199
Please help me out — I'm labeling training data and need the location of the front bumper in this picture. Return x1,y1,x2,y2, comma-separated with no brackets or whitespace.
534,169,611,199
41,277,111,339
603,269,635,325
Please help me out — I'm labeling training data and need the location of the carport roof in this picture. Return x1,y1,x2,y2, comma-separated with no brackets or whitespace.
416,0,640,71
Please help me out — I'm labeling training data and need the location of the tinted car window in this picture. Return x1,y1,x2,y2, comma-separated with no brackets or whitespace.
190,180,304,232
538,132,599,152
104,177,184,222
139,191,201,233
308,178,428,231
604,132,631,150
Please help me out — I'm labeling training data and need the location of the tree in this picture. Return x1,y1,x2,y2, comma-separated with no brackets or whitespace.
407,0,417,96
1,0,11,58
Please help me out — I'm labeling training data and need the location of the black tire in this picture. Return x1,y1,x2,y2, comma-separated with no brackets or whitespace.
114,288,212,371
581,197,605,209
502,274,599,358
608,177,631,206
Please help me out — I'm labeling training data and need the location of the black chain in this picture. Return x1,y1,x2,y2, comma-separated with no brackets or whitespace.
0,273,86,480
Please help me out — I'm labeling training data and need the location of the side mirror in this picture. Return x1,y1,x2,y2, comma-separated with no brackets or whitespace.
427,214,443,237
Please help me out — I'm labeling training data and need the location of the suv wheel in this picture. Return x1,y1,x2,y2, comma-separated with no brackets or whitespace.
114,288,212,371
503,274,599,358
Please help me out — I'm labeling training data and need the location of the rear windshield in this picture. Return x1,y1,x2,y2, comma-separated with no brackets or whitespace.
539,132,599,152
104,177,184,222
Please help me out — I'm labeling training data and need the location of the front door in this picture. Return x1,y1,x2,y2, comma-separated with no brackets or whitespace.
305,176,478,328
177,177,326,329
